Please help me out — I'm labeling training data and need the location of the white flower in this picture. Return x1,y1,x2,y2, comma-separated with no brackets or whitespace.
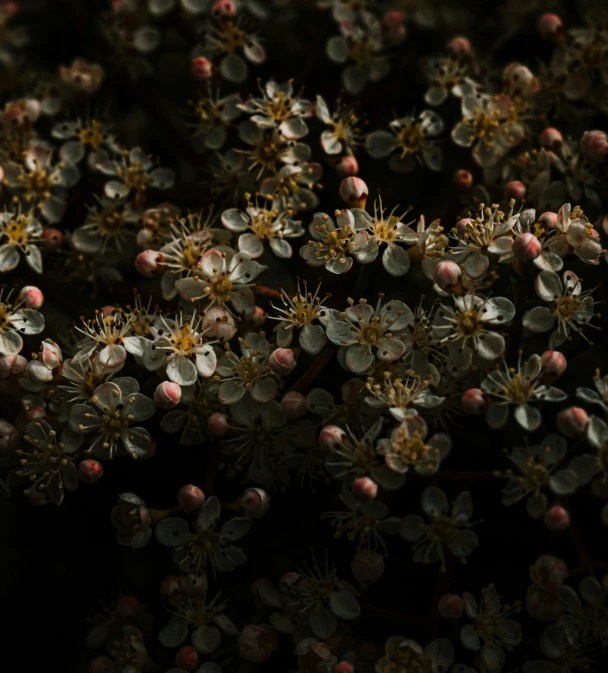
72,196,140,254
315,95,362,155
434,294,515,369
424,53,479,106
366,110,444,172
0,207,43,273
523,270,596,348
97,147,174,199
577,369,608,414
364,370,445,420
568,415,608,498
260,163,323,212
299,208,359,275
191,87,242,152
325,298,410,373
74,309,136,369
375,637,454,673
0,286,45,356
160,379,220,446
51,117,116,169
68,381,156,459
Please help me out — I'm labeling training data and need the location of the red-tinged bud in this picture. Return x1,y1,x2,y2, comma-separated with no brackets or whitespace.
453,169,473,190
179,572,208,597
268,348,297,375
0,419,18,454
89,656,114,673
319,425,348,451
77,459,104,483
18,285,44,309
530,554,568,588
177,484,205,512
154,381,182,409
540,127,563,151
24,405,47,423
335,155,359,177
512,233,541,261
538,13,564,40
540,351,567,382
239,487,271,518
335,662,355,673
350,550,385,583
135,249,166,277
455,217,471,234
462,388,485,414
580,130,608,164
101,305,114,317
434,260,462,291
447,36,471,55
211,0,236,18
339,176,368,209
160,575,180,601
41,227,63,252
0,353,27,378
438,593,464,620
116,595,141,618
191,56,214,80
201,306,237,340
238,624,278,663
383,10,406,43
504,180,526,201
556,407,589,438
539,211,558,229
248,305,266,327
208,412,232,437
351,476,377,502
503,63,540,97
281,391,307,419
176,646,199,670
544,505,569,532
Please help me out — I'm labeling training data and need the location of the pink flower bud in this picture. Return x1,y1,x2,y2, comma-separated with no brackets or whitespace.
238,624,278,663
382,10,406,43
41,227,63,252
268,348,297,375
201,306,237,339
350,550,385,583
453,169,473,190
556,407,589,438
339,176,368,209
540,351,567,382
580,130,608,164
116,595,141,618
208,412,232,438
0,353,27,378
89,656,114,673
503,63,540,97
281,391,307,419
461,388,485,414
177,484,205,512
0,419,19,455
154,381,182,409
179,573,208,597
540,127,563,150
191,56,214,80
176,646,199,671
538,13,564,40
544,505,570,532
77,459,104,483
334,155,359,177
160,575,180,601
18,285,44,309
434,260,462,290
539,211,558,229
438,594,464,620
135,249,166,277
239,487,271,518
319,425,348,451
455,217,471,234
335,663,355,673
447,36,471,55
530,554,568,588
248,305,266,327
351,476,377,502
24,405,47,423
41,339,62,369
512,233,541,261
504,180,526,201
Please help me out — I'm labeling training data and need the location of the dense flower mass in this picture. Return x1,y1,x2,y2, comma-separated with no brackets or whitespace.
2,2,608,673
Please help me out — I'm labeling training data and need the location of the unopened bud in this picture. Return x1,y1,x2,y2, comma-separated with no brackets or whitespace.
160,575,180,601
334,155,359,177
556,407,589,438
179,572,208,597
382,10,406,43
211,0,235,18
530,554,568,588
116,595,141,618
453,169,473,190
351,476,377,502
540,350,567,382
154,381,182,409
135,249,166,277
438,593,464,620
201,306,237,340
248,305,266,327
544,505,569,532
191,56,214,80
350,550,385,583
281,391,307,419
175,646,199,670
177,484,205,512
319,425,348,451
339,176,368,209
208,412,232,437
24,405,47,423
504,180,526,201
455,217,471,234
26,359,53,383
268,348,297,375
0,353,27,377
539,211,558,229
18,285,44,309
434,260,462,291
41,228,63,252
239,487,270,518
77,459,104,483
0,420,19,455
540,127,563,151
538,13,564,40
238,624,278,663
462,388,485,414
447,35,471,55
580,130,608,164
512,233,541,261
